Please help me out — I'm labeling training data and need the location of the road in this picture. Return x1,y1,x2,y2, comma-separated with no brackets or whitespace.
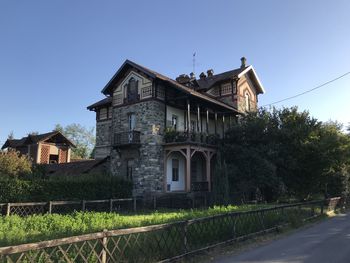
215,213,350,263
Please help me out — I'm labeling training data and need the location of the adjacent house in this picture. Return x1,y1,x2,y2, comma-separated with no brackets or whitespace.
87,58,265,195
1,131,75,164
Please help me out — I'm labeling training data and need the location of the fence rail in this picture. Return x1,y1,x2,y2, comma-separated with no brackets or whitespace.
0,198,341,263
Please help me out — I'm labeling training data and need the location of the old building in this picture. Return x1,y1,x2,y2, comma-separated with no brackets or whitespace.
87,58,264,195
1,131,75,164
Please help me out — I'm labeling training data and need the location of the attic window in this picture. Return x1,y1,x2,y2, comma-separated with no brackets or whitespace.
221,83,232,95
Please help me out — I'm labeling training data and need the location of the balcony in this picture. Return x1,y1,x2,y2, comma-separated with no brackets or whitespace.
114,131,141,147
164,130,220,146
191,181,209,192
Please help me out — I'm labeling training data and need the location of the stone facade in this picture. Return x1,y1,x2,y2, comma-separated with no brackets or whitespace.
95,119,112,159
110,100,166,196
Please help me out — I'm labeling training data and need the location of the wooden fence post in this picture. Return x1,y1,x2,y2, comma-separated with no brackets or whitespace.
109,199,113,212
6,203,10,216
82,200,86,212
101,229,108,263
48,201,53,214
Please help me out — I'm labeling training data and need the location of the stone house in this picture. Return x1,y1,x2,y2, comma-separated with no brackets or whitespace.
87,58,265,195
1,131,75,164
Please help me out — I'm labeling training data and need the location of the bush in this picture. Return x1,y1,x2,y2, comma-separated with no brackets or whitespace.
0,150,32,178
0,175,132,202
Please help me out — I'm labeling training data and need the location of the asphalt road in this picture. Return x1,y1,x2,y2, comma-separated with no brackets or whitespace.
215,213,350,263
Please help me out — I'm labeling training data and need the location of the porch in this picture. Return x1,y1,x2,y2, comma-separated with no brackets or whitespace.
164,144,216,193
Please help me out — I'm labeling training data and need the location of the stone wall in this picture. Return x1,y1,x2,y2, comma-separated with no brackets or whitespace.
110,100,166,196
95,119,112,159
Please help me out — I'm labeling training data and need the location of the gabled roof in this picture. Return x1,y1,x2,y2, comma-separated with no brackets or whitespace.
100,60,240,112
196,67,248,90
87,97,112,111
1,131,76,149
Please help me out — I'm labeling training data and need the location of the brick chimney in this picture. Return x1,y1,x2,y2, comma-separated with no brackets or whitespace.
240,57,247,68
207,69,214,77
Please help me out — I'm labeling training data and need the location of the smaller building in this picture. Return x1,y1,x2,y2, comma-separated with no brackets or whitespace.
1,131,75,164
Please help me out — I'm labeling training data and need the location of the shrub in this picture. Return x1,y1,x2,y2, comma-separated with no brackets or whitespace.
0,150,32,178
0,175,132,202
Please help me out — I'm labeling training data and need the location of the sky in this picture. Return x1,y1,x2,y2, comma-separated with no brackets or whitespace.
0,0,350,145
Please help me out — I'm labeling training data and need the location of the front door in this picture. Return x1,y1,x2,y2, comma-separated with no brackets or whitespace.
166,154,185,191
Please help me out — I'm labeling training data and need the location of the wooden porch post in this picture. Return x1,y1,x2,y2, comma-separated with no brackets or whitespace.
206,109,209,134
187,99,191,138
197,105,200,133
222,114,225,138
206,154,211,192
214,112,217,135
186,146,191,192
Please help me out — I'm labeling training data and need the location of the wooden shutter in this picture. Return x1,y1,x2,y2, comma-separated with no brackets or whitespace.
59,148,68,163
40,145,50,164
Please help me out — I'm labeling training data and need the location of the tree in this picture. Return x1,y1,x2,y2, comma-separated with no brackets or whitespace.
221,107,350,201
0,150,32,178
54,123,95,159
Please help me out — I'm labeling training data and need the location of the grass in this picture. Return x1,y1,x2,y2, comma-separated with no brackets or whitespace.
0,204,272,247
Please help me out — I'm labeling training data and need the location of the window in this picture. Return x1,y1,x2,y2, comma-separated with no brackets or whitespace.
127,78,139,102
126,159,134,180
245,91,250,111
172,115,178,130
172,159,179,181
128,113,136,131
221,83,232,95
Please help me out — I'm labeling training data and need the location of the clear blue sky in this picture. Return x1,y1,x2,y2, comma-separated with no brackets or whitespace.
1,0,350,145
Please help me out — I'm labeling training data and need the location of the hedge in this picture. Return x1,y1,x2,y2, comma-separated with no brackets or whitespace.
0,176,132,202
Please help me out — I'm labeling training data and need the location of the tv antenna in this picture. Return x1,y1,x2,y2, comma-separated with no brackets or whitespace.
192,52,196,75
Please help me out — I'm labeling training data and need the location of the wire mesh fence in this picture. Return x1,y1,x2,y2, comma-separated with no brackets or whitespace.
0,198,136,217
0,199,337,263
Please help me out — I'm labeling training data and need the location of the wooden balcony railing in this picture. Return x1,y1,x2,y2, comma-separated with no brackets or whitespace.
164,130,220,145
191,181,209,192
114,131,141,146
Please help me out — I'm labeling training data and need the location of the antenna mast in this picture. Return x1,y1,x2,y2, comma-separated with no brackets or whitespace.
192,52,196,75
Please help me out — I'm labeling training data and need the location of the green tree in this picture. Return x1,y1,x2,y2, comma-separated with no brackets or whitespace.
54,123,95,159
221,107,350,201
0,150,32,178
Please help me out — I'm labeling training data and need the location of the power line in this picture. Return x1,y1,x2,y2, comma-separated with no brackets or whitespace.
262,71,350,107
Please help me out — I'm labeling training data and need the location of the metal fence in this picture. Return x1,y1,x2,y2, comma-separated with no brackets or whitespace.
0,193,213,217
0,198,136,216
0,199,338,263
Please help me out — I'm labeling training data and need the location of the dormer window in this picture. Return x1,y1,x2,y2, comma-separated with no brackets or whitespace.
245,91,250,111
221,83,232,96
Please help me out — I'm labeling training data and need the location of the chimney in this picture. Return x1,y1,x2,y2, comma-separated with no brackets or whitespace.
240,57,247,68
189,72,195,80
199,72,206,79
176,74,190,84
207,69,214,77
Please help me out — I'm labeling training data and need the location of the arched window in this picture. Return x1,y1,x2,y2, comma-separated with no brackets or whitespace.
126,77,139,102
244,91,250,111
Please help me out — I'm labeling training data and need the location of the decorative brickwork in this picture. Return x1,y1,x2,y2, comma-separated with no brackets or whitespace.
40,145,50,164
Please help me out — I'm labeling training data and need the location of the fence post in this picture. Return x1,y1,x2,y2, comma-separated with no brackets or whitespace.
321,201,324,215
6,203,10,216
48,201,53,214
109,199,113,212
133,198,137,212
82,200,86,212
183,221,188,253
101,229,108,263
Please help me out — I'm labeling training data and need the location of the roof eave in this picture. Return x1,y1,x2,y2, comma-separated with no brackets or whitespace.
101,60,156,95
237,65,265,94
